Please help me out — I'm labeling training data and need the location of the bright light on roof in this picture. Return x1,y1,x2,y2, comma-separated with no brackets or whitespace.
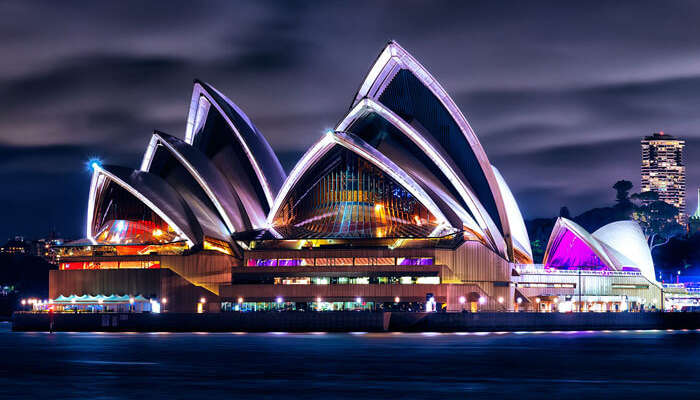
86,157,102,171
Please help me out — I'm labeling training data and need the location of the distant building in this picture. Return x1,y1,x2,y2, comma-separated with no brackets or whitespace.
30,238,63,264
0,236,30,255
641,132,686,225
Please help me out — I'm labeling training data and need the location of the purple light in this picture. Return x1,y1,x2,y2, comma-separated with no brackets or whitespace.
247,259,278,267
278,259,302,267
546,229,606,268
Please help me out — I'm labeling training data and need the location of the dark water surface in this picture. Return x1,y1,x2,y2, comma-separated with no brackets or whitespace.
1,322,699,399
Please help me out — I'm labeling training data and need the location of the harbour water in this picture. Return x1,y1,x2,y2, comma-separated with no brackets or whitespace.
1,321,699,399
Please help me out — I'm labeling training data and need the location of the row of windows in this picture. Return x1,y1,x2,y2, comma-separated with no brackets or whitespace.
60,261,160,270
516,283,576,288
272,276,440,285
245,257,434,267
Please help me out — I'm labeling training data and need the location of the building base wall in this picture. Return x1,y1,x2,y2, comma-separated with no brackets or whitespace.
49,269,219,313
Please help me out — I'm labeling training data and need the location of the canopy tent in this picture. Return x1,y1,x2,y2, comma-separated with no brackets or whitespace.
51,294,151,304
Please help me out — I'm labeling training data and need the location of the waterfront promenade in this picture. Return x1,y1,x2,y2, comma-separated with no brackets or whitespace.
12,311,700,332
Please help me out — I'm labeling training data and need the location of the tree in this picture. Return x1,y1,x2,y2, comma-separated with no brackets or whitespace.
635,200,683,251
631,190,659,205
613,180,633,205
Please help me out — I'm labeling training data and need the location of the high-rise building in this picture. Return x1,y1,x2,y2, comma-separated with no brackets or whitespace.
641,132,686,225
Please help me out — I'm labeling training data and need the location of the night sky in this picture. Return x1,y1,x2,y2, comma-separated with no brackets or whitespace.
2,1,700,241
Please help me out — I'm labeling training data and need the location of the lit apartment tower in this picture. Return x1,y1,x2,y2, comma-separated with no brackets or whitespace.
641,132,686,225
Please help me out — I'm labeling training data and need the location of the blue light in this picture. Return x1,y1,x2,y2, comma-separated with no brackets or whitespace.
86,157,102,171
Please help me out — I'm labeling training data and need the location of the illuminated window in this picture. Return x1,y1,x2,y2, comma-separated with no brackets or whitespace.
246,259,277,267
333,258,353,266
397,257,433,266
281,277,311,285
416,276,440,284
278,259,302,266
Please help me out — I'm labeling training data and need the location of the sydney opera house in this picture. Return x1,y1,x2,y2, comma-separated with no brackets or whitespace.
49,41,662,313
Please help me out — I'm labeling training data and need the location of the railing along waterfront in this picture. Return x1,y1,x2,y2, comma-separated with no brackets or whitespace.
514,264,642,277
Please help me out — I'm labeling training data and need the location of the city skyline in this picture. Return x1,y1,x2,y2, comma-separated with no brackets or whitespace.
2,1,700,241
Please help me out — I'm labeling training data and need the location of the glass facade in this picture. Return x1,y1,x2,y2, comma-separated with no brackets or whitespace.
272,147,439,238
92,179,180,244
245,256,434,267
60,261,160,270
265,275,440,285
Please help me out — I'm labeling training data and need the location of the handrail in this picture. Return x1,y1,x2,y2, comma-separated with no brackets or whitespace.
514,264,642,277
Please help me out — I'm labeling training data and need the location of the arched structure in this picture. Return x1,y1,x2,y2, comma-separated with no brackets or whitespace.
86,164,201,247
185,80,286,229
341,41,529,261
592,221,656,282
140,131,248,235
543,218,656,282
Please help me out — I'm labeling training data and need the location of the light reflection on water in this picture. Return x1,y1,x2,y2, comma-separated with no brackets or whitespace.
0,324,699,399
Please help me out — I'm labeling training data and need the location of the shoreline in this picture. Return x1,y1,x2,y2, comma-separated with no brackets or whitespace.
12,311,700,333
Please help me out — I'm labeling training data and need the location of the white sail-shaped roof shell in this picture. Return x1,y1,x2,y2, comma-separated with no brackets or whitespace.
544,218,657,282
336,98,507,254
140,131,248,234
345,41,523,260
593,221,656,282
491,166,532,260
185,80,286,229
86,164,202,247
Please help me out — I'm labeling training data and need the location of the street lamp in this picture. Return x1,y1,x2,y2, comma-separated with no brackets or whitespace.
535,297,541,312
459,296,466,304
394,296,400,303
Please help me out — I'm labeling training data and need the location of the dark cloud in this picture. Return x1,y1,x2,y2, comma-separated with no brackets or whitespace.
1,0,699,240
